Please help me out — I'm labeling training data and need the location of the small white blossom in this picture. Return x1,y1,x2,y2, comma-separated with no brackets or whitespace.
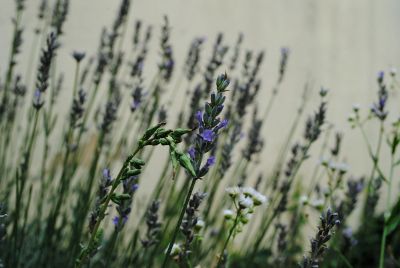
336,162,349,174
240,212,252,224
252,191,267,206
223,209,234,220
348,113,356,122
352,103,361,112
195,219,205,231
329,162,349,174
225,186,241,198
390,67,397,77
242,187,256,197
238,194,253,209
319,156,329,167
166,243,182,256
299,195,308,205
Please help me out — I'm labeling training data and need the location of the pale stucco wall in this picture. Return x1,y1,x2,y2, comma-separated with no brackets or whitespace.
1,1,400,208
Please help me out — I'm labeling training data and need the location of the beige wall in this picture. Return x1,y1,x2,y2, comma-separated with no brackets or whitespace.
1,1,400,203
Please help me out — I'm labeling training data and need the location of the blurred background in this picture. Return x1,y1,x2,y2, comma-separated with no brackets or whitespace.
1,0,400,208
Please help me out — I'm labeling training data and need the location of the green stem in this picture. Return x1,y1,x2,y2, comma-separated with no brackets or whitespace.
333,246,353,268
358,120,384,219
216,213,239,267
1,10,23,113
75,146,142,267
379,151,395,268
162,179,197,268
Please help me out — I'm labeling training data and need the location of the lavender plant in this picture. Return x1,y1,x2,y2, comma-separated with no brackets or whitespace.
0,1,399,267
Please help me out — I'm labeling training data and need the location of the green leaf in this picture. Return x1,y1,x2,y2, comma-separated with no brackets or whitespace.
125,169,141,177
386,199,400,235
154,128,173,139
178,153,197,177
130,158,145,168
169,147,179,179
140,122,166,141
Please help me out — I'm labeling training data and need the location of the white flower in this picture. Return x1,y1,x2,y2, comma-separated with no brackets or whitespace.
299,195,308,205
352,103,361,112
252,191,267,206
223,209,234,220
347,113,356,122
242,187,256,197
329,162,349,174
319,156,329,167
390,67,397,76
337,163,349,174
238,194,253,209
240,212,253,224
225,186,241,198
195,219,205,231
166,243,182,256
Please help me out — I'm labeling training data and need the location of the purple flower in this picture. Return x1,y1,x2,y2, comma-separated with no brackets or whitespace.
122,176,139,194
33,89,43,109
196,111,203,126
205,156,216,168
112,216,119,226
188,147,196,160
379,94,387,108
131,183,139,192
281,47,290,56
200,129,215,142
377,71,384,83
102,168,112,184
131,99,141,111
113,215,128,226
215,119,228,131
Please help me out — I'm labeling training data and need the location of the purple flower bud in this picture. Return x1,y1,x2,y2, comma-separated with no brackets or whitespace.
215,119,228,131
377,71,384,83
196,111,203,126
131,183,139,192
281,47,290,56
113,215,128,226
206,156,216,168
33,89,44,109
200,129,215,142
103,168,112,184
188,147,196,160
112,216,119,226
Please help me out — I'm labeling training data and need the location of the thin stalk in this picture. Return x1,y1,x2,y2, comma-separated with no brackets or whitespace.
11,109,40,265
75,146,141,267
162,178,197,268
358,120,385,219
1,10,23,112
216,213,239,267
379,152,395,268
251,142,312,255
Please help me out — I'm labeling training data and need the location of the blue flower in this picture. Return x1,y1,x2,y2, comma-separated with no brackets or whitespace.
188,147,196,160
102,168,112,184
32,89,44,109
205,156,216,168
200,129,215,142
215,119,228,131
196,111,203,126
112,215,128,226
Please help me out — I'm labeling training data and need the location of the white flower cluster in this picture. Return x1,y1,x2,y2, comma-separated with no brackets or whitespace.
224,186,267,231
225,186,267,207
